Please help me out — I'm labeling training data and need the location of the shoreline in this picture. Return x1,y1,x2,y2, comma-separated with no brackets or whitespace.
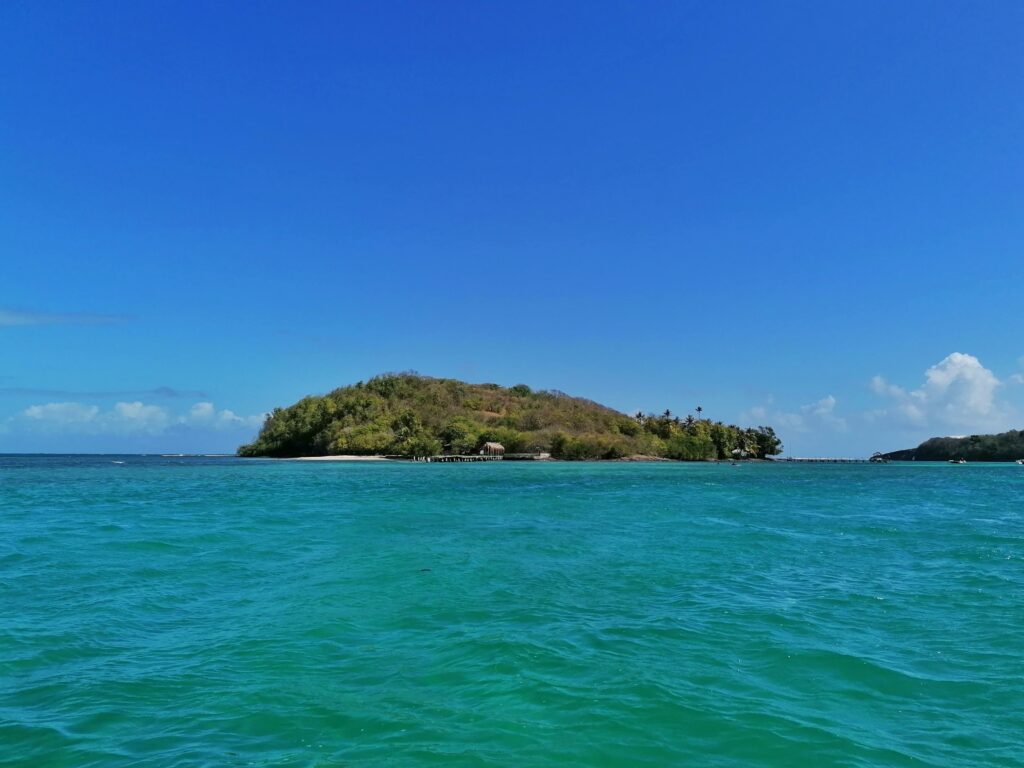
263,454,770,463
290,455,396,462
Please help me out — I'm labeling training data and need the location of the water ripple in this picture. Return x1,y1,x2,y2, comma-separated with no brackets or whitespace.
2,457,1023,766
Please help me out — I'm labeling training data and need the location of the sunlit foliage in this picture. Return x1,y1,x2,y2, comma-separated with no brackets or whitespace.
238,373,783,460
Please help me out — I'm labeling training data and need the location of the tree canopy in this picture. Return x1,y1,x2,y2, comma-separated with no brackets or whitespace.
238,373,783,460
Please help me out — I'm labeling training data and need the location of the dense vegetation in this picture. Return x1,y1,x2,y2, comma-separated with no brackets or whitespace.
238,373,782,460
884,430,1024,462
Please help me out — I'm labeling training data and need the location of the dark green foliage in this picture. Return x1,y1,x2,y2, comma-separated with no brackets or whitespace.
884,430,1024,462
238,373,783,460
549,432,632,460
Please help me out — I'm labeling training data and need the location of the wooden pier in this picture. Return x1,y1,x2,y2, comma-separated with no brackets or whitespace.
415,452,551,463
771,457,871,464
417,454,504,463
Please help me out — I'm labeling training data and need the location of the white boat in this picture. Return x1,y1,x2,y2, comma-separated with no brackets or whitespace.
949,458,966,464
1016,459,1024,465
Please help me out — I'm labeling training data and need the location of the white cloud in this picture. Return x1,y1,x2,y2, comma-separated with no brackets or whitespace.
182,402,267,430
743,394,846,433
186,402,217,422
13,400,265,435
805,395,847,430
109,401,170,433
19,401,167,434
871,352,1013,432
221,409,268,429
870,375,906,398
24,402,101,425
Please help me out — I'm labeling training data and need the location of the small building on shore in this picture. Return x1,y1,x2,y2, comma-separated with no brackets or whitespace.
481,442,505,456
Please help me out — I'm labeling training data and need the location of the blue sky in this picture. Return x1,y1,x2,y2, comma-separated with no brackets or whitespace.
2,1,1022,455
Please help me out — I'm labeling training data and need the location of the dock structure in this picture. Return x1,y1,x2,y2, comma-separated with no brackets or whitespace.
772,457,871,464
417,454,503,463
415,451,552,463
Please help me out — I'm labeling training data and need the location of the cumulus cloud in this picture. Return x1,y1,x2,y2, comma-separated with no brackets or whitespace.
187,402,217,421
110,401,171,433
870,352,1013,432
19,401,167,434
183,402,267,430
804,395,847,430
744,394,846,433
23,402,101,425
13,400,265,435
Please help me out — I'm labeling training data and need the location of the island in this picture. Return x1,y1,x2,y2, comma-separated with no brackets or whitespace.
238,373,783,461
883,429,1024,462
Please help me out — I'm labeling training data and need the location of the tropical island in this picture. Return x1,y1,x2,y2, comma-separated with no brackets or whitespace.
883,429,1024,462
238,373,782,461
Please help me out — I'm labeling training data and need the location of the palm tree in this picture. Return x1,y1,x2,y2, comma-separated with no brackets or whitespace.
663,409,672,419
695,405,703,421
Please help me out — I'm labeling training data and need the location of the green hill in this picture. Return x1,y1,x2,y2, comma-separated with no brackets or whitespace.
883,429,1024,462
238,373,782,460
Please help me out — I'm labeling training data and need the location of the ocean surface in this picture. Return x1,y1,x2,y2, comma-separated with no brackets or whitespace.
2,456,1022,767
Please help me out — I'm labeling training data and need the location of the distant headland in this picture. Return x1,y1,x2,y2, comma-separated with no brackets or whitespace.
237,373,782,461
883,429,1024,462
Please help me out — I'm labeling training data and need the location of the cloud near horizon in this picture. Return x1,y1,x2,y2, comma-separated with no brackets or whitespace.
15,400,267,435
869,352,1014,433
744,394,847,434
0,307,128,327
0,385,208,399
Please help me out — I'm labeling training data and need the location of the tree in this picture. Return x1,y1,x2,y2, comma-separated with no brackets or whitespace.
709,422,736,459
754,426,782,457
402,435,441,458
391,410,422,441
440,417,479,454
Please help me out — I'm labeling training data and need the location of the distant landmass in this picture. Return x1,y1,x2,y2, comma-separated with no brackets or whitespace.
883,429,1024,462
238,373,782,460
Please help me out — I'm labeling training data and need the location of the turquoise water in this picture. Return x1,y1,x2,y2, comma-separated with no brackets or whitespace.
2,457,1022,767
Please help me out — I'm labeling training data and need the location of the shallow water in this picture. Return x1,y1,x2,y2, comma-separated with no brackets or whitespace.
2,456,1022,767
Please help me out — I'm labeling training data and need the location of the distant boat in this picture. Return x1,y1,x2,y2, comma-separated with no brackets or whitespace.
949,458,967,464
1016,459,1024,465
869,452,889,464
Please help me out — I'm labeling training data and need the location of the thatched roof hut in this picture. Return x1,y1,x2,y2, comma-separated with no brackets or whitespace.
481,442,505,455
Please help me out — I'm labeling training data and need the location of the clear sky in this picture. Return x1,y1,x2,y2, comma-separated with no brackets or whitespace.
2,1,1022,455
